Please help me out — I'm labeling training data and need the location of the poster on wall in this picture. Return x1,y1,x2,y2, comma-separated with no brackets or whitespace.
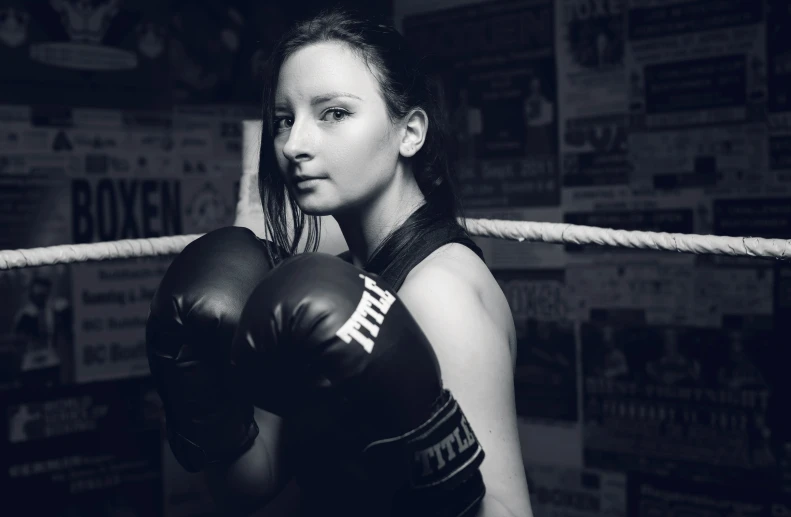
0,170,72,250
769,130,791,188
629,123,769,193
767,0,791,188
67,107,244,244
767,0,791,127
566,262,698,325
69,175,185,243
555,0,630,198
525,463,626,517
0,377,163,515
625,0,769,193
0,106,74,251
170,0,392,105
403,0,559,209
0,265,75,390
70,256,171,383
581,320,787,490
627,473,791,517
168,0,289,105
68,174,237,243
773,263,791,492
496,269,577,423
0,0,170,109
567,261,774,330
712,197,791,241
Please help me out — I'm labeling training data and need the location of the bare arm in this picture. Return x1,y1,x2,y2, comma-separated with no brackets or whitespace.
247,479,301,517
203,407,298,516
399,265,534,517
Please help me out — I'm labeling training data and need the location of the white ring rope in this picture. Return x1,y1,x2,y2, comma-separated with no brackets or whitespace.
1,220,789,270
465,219,791,260
0,234,204,271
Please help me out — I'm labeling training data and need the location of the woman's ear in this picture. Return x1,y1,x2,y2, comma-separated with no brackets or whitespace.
399,108,428,158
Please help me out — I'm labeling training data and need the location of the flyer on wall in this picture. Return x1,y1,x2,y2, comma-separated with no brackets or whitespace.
495,269,578,423
767,0,791,189
625,0,769,195
0,264,75,389
555,0,630,202
403,0,560,209
0,1,170,109
0,377,164,515
627,472,791,516
566,261,774,327
525,463,626,517
581,319,786,490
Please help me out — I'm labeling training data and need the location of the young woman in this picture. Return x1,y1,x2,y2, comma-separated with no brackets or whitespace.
210,7,532,516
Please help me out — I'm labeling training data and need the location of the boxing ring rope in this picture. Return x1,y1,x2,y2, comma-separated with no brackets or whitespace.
1,219,789,270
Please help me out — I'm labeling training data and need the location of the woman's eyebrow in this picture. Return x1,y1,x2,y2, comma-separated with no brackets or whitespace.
275,92,363,110
310,92,363,105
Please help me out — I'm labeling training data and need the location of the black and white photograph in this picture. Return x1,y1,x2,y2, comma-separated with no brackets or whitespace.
1,0,789,515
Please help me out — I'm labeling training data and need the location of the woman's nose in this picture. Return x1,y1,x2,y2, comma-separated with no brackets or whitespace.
282,119,314,162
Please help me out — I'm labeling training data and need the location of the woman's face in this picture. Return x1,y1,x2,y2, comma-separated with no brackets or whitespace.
272,41,403,216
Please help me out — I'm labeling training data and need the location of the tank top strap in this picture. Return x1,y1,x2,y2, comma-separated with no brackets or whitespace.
365,218,485,292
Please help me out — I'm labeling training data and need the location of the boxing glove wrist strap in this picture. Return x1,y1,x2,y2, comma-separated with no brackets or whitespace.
167,406,259,473
362,390,486,513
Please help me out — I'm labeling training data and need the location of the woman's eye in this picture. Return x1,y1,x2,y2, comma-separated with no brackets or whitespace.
273,117,292,131
274,109,348,131
325,109,349,122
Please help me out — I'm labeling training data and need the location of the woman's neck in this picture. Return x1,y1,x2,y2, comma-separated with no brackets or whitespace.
334,171,425,268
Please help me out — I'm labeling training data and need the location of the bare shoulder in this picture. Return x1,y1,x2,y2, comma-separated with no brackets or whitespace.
396,243,532,515
401,243,517,366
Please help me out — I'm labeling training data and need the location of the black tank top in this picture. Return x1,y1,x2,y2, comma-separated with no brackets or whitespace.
337,216,485,291
295,216,485,515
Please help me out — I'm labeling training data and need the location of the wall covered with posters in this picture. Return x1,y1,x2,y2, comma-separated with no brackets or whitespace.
398,0,791,515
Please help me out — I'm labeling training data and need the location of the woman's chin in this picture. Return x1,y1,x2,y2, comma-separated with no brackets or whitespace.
294,198,336,217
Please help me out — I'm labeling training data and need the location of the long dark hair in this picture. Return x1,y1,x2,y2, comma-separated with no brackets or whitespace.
258,6,468,266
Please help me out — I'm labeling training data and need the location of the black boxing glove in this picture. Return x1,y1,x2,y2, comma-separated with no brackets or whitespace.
230,253,485,517
146,227,280,473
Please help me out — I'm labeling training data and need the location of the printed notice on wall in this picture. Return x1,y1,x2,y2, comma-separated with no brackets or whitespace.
496,269,577,423
627,473,791,517
555,0,630,196
767,0,791,188
566,262,774,326
626,0,769,193
581,320,786,489
71,256,172,383
0,265,75,390
403,0,560,208
525,463,626,517
0,1,170,108
0,377,163,515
